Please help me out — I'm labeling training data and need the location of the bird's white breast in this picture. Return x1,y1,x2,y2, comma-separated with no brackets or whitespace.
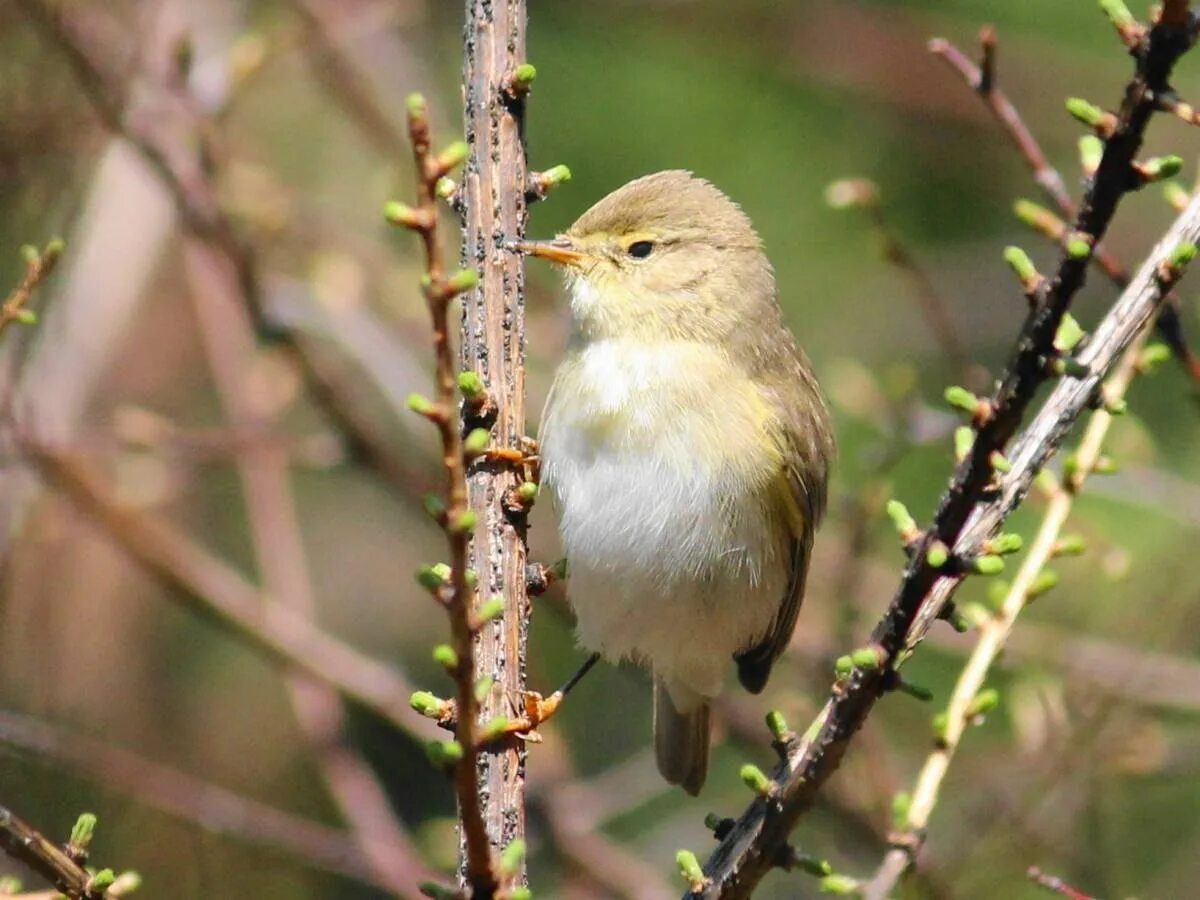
540,337,788,699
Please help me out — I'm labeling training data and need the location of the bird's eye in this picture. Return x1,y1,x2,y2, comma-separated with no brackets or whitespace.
627,240,654,259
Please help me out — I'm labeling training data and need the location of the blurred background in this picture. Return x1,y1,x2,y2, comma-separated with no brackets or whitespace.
2,1,1200,897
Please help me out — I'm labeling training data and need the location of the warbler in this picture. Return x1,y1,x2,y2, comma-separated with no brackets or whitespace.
520,171,833,794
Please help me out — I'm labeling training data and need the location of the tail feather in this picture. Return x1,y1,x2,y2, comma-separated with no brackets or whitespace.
653,677,710,796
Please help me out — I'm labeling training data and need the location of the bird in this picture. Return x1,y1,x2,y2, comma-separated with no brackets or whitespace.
518,170,834,794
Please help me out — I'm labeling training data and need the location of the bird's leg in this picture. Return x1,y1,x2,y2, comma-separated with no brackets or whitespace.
482,652,601,744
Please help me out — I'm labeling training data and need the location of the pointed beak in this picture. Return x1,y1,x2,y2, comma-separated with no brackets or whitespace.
512,237,587,267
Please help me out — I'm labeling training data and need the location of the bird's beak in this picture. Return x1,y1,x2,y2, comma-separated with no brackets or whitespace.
512,237,586,267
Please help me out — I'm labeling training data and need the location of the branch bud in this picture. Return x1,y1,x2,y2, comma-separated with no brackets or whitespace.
416,563,451,592
529,164,573,200
68,813,97,860
926,541,949,569
739,764,774,798
676,850,707,891
410,691,450,719
1078,134,1104,176
849,645,884,670
966,687,1000,719
885,499,919,543
967,554,1006,575
508,63,538,96
1135,154,1184,185
463,428,491,457
1027,569,1060,600
1163,182,1191,212
1054,313,1085,352
1065,97,1117,135
989,450,1012,473
407,392,439,418
1052,534,1087,557
1013,198,1064,238
834,655,854,677
445,268,480,296
1003,245,1042,295
1160,241,1198,282
457,370,486,400
985,533,1023,556
432,643,459,671
500,838,527,877
1064,233,1093,260
765,710,793,744
384,201,430,230
818,874,862,895
425,739,464,769
418,882,460,900
953,426,974,462
475,595,506,625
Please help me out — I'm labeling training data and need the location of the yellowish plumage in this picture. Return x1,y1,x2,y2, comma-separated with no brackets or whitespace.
530,171,834,794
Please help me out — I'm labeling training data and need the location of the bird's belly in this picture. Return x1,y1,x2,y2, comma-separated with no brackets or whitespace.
541,342,788,697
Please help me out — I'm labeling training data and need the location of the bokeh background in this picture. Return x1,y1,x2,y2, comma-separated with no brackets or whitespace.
2,1,1200,897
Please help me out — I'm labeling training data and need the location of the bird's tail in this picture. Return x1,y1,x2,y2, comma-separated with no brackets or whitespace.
653,676,710,796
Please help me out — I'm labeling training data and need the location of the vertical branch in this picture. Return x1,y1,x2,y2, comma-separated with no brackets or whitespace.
460,0,532,889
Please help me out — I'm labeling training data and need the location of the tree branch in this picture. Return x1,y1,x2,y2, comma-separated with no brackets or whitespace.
693,12,1200,896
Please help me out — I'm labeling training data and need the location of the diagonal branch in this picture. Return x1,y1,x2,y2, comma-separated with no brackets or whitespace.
693,12,1200,897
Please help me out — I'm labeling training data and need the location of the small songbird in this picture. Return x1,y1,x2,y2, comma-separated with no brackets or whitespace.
520,171,834,794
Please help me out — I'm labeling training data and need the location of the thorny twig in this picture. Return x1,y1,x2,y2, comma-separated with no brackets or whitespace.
864,311,1166,898
0,242,61,340
387,96,497,895
931,25,1200,380
693,11,1200,898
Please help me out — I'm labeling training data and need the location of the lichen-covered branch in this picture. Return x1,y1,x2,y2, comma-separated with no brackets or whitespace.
693,10,1199,897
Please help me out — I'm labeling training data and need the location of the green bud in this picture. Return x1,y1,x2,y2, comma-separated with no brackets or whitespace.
384,200,421,228
892,791,912,830
516,481,539,503
850,646,883,670
501,838,528,875
406,93,428,119
989,451,1012,473
463,427,491,455
988,533,1024,555
946,607,972,632
885,499,917,538
449,509,478,533
1028,569,1060,600
676,850,705,888
1055,313,1085,352
819,874,861,895
1053,534,1087,557
446,268,480,294
475,596,505,623
834,655,854,677
419,881,459,899
0,875,21,894
704,813,725,832
1103,395,1128,415
407,392,435,416
944,385,979,415
436,177,458,199
1099,0,1136,30
540,164,572,187
14,309,36,325
797,856,833,878
1093,455,1119,475
19,244,39,266
1003,245,1039,285
416,563,450,592
423,494,447,521
897,679,934,702
1065,235,1092,259
1066,97,1106,128
1163,182,1191,210
474,676,494,703
44,237,64,262
425,739,464,768
512,63,538,90
926,541,949,569
765,710,791,742
436,141,469,172
1170,241,1198,268
432,644,459,670
457,370,486,399
1078,134,1104,171
931,711,950,742
70,813,97,851
410,691,446,718
740,764,773,797
969,555,1005,576
954,426,974,461
87,869,116,891
967,688,1000,718
958,602,989,629
110,871,142,895
464,568,479,588
479,716,510,741
1140,154,1184,183
1013,198,1057,231
1139,343,1171,370
509,889,532,900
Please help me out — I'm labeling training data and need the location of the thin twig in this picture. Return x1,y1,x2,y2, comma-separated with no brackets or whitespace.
0,805,105,900
931,27,1200,380
0,709,394,891
864,317,1159,899
694,15,1200,895
391,96,496,895
0,242,61,339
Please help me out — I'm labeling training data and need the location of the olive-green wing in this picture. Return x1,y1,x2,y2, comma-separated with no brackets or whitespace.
735,464,818,694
